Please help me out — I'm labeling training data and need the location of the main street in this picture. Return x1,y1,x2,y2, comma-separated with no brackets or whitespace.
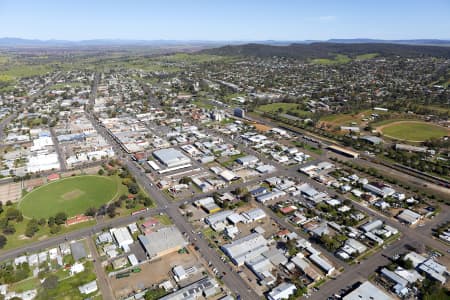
86,74,261,299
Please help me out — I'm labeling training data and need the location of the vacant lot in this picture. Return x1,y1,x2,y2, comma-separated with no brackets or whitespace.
19,175,119,218
377,121,450,142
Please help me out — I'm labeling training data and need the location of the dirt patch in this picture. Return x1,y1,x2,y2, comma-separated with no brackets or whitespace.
253,123,271,132
110,251,200,299
61,189,85,200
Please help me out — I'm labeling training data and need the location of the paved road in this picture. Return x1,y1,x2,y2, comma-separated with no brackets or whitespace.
0,73,447,299
86,73,261,299
0,208,164,262
88,237,115,300
50,127,67,171
208,114,450,298
310,239,405,300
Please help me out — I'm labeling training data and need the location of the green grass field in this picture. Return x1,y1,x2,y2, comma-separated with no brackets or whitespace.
355,53,378,60
19,175,119,218
257,102,311,117
311,54,351,65
379,121,449,142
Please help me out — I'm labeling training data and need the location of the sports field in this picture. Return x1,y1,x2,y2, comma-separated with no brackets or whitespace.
19,175,119,219
378,121,449,142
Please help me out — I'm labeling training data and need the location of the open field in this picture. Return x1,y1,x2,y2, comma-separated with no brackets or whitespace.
355,53,378,60
19,175,119,218
319,109,381,127
257,102,311,117
152,53,232,63
377,120,450,142
311,54,351,65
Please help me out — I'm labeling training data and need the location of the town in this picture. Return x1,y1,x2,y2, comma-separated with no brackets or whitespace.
0,3,450,299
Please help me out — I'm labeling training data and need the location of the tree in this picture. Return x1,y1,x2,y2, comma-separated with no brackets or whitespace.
49,225,61,234
5,208,21,221
141,197,153,207
402,258,414,270
128,183,139,194
85,207,97,217
54,212,67,225
42,275,58,290
179,177,192,184
242,192,252,202
234,187,248,197
107,205,116,218
25,219,39,238
47,217,55,227
2,224,15,235
0,235,6,248
97,169,104,176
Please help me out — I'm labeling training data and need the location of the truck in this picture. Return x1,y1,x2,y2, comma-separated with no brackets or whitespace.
116,272,130,279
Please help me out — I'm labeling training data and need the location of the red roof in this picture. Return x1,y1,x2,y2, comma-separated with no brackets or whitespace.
280,206,296,214
142,218,159,228
277,229,290,237
66,214,92,226
47,173,60,181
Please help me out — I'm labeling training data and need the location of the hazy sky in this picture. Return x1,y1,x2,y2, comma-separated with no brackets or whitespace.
0,0,449,40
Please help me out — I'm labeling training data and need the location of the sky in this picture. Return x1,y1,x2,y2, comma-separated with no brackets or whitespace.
0,0,449,41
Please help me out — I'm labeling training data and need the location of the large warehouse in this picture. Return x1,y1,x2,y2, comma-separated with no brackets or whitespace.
153,148,191,168
138,226,188,259
221,233,269,266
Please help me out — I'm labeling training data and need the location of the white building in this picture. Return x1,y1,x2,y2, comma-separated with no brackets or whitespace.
268,282,297,300
221,233,269,266
110,227,134,251
78,280,98,295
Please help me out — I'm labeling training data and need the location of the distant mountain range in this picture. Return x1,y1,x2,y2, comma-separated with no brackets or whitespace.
0,37,449,47
201,42,450,60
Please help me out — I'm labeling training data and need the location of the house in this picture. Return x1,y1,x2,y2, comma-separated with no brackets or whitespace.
309,254,335,275
343,281,394,300
268,282,297,300
290,254,321,281
78,280,98,295
70,262,85,275
110,227,134,251
242,208,266,223
361,219,383,233
70,242,87,261
397,209,421,225
236,155,259,166
256,189,286,203
173,265,189,282
363,183,395,198
159,277,219,300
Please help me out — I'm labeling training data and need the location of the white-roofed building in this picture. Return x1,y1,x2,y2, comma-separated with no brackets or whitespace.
221,233,269,266
268,282,297,300
396,209,422,225
343,281,394,300
110,227,134,252
242,208,266,223
153,148,191,168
